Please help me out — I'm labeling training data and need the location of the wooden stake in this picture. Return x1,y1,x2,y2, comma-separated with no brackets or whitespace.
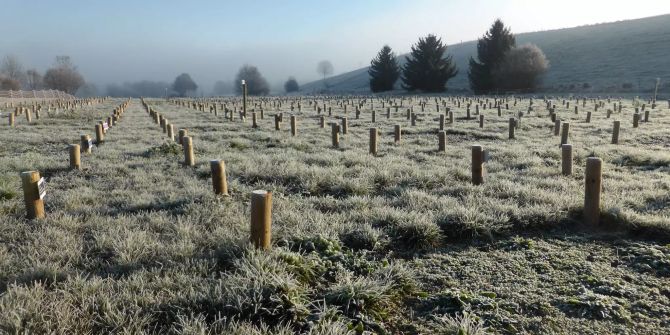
633,113,640,128
274,115,281,130
341,117,348,134
183,136,195,166
554,119,561,136
472,145,484,185
439,114,445,130
584,157,602,226
252,112,258,128
611,121,620,144
69,144,81,170
178,129,187,145
560,122,570,146
331,123,340,148
290,115,297,136
394,124,401,144
81,134,92,153
438,130,446,152
508,118,515,139
9,113,14,127
21,171,45,219
167,124,175,141
95,124,104,144
561,144,572,176
210,160,229,195
250,190,272,250
369,128,378,155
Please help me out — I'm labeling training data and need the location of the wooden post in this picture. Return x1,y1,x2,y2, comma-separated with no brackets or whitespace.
167,124,175,141
183,136,195,166
274,115,281,130
9,113,14,127
341,117,348,134
81,134,92,153
586,111,592,123
561,144,572,176
439,114,445,130
372,110,376,123
644,110,650,122
252,112,258,128
449,111,454,124
633,113,639,128
250,190,272,250
21,171,45,219
290,115,297,136
560,122,570,146
554,119,561,136
611,121,620,144
584,157,602,226
508,118,515,139
394,124,401,144
69,144,81,170
242,80,248,117
320,115,325,128
95,124,104,144
471,145,484,185
369,128,378,155
331,124,340,148
479,115,484,128
178,129,187,145
210,160,229,195
438,130,446,152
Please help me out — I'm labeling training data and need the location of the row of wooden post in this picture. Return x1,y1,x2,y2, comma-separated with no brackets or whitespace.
144,100,271,249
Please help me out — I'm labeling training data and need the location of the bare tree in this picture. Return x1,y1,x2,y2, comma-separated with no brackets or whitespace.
317,60,333,87
1,55,25,85
0,77,21,90
43,56,85,94
26,69,42,90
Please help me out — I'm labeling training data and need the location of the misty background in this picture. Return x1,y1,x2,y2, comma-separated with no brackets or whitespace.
1,0,669,96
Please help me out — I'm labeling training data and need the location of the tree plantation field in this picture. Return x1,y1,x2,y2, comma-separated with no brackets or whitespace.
0,96,669,334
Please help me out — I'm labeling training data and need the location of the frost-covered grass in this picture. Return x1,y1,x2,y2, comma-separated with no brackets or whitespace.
0,96,668,334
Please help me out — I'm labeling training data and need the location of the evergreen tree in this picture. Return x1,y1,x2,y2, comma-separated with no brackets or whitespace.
368,45,400,93
468,19,516,94
172,73,198,97
284,77,299,93
401,35,458,92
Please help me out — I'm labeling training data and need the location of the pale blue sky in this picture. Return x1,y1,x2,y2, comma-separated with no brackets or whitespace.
1,0,669,92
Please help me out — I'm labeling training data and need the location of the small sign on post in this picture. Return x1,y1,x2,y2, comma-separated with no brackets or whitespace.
37,177,46,199
103,122,109,130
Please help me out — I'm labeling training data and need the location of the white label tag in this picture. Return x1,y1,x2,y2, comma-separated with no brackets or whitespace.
103,122,109,130
88,139,94,148
37,177,46,199
482,151,490,163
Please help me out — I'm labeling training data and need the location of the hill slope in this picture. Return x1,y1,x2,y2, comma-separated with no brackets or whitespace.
301,14,670,94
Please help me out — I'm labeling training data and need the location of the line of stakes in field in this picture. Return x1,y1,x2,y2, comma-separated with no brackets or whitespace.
15,91,667,250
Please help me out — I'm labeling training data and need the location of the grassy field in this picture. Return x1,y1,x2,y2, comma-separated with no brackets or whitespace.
0,96,669,334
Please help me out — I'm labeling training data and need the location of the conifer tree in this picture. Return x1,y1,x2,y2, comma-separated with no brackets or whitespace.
468,19,516,94
401,35,458,92
368,45,400,93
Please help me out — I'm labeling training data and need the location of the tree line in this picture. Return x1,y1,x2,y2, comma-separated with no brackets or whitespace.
368,19,549,94
0,55,87,94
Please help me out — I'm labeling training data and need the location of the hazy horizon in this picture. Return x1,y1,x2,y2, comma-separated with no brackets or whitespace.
2,0,669,94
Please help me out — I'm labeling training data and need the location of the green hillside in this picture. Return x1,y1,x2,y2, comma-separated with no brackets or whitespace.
301,14,670,94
